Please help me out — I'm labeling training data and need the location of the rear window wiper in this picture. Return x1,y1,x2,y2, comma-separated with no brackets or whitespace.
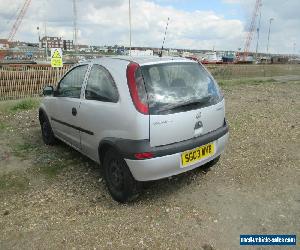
157,96,213,113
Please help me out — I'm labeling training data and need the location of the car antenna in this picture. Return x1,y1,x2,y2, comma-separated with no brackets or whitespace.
159,17,170,57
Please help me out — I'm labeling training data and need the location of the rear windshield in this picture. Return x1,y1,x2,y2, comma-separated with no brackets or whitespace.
141,62,222,115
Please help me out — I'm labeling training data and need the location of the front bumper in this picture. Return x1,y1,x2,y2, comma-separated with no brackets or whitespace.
126,132,229,181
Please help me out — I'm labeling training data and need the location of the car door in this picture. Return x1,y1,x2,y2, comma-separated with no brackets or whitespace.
50,64,89,150
79,64,119,162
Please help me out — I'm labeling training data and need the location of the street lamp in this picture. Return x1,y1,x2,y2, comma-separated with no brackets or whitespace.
293,42,296,55
128,0,132,56
255,2,262,59
266,18,274,54
37,26,40,41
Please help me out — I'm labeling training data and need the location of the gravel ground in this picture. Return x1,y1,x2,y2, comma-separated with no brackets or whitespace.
0,80,299,250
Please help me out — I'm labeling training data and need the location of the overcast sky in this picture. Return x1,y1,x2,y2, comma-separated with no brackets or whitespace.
0,0,299,54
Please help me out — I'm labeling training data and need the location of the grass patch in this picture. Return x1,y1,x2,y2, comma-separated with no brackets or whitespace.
10,99,40,113
35,146,83,179
207,64,300,79
218,77,275,87
0,173,29,192
34,147,79,179
12,142,40,158
0,121,7,131
11,140,78,179
38,160,71,179
0,98,40,115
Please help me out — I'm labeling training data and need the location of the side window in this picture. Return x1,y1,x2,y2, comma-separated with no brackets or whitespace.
85,65,118,102
56,65,88,98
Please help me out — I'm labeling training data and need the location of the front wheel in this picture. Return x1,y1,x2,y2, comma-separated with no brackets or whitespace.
40,115,56,145
103,148,141,203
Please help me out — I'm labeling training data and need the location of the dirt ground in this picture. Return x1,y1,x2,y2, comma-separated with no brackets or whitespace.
0,78,299,249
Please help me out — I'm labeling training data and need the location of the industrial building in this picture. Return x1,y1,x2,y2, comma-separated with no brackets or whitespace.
0,39,10,49
39,37,74,51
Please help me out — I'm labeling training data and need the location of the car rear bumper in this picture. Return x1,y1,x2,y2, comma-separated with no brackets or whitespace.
125,132,229,181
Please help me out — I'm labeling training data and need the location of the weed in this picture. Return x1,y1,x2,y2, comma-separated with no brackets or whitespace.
10,99,40,113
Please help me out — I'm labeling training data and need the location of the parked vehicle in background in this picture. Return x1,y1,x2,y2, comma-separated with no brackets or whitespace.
39,56,229,202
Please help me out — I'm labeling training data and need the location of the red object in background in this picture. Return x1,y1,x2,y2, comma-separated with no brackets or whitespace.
0,50,8,60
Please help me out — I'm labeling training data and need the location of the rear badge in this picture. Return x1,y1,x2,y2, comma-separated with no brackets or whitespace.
194,121,203,129
153,120,173,126
196,112,202,119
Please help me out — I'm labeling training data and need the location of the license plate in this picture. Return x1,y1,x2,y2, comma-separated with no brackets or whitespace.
181,142,215,167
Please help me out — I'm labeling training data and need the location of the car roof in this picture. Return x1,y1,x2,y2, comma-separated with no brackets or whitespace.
87,56,195,66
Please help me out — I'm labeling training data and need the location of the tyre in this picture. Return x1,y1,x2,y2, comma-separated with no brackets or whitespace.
40,114,56,145
103,148,141,203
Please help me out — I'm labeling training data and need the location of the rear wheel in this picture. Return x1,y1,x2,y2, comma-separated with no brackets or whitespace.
103,148,141,203
40,115,56,145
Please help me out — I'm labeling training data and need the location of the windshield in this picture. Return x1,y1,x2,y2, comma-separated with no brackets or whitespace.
141,62,222,115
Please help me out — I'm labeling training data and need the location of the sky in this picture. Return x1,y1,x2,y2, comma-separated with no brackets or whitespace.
0,0,299,54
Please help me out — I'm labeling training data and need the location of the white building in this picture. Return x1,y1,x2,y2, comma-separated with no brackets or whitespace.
129,49,153,56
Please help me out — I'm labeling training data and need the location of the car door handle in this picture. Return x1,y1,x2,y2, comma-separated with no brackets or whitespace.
72,107,77,116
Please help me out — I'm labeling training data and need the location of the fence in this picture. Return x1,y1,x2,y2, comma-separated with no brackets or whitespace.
0,63,300,101
0,65,70,100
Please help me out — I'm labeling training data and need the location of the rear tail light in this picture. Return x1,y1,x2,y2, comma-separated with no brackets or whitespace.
134,152,154,160
126,63,149,114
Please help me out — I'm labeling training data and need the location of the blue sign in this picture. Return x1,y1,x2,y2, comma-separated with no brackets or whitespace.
240,235,296,246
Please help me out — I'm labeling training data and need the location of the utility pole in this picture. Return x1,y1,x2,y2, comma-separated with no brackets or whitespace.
160,17,170,57
44,20,48,60
37,26,40,43
255,2,262,60
73,0,78,54
128,0,132,56
293,42,296,55
266,17,274,54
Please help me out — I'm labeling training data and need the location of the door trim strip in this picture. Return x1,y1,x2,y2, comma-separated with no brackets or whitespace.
51,117,94,135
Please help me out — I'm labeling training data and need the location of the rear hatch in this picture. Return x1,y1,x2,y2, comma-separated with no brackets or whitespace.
140,61,225,147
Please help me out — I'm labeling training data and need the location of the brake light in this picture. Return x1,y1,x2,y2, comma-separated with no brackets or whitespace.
134,152,154,160
126,62,149,114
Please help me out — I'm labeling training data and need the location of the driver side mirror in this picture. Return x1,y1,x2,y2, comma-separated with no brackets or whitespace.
43,86,54,96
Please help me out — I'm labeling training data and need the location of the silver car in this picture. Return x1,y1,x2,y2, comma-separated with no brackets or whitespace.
39,56,229,202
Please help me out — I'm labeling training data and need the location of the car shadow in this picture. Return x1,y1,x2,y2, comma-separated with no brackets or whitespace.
139,165,212,202
31,129,214,205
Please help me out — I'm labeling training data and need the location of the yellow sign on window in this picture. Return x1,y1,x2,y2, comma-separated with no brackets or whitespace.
51,48,63,67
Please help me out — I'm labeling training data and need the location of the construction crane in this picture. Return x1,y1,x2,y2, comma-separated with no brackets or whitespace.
241,0,262,62
73,0,78,53
8,0,32,42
